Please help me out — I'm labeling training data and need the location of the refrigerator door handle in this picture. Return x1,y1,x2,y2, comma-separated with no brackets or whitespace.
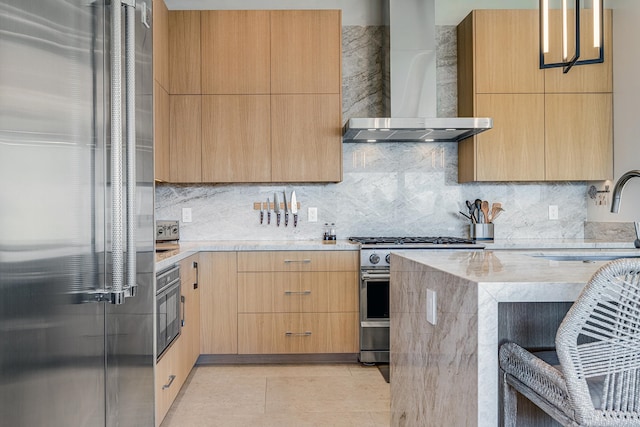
110,0,125,304
124,0,138,299
107,0,137,305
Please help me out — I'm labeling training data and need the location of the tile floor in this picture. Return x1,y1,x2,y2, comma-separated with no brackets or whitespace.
161,363,390,427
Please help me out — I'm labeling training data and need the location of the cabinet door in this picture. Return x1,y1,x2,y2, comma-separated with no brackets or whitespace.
155,343,183,427
270,10,341,94
473,10,543,94
199,252,238,354
154,82,170,181
179,255,200,370
152,0,169,91
544,10,613,93
545,93,613,181
271,94,342,182
169,11,201,94
170,95,201,183
201,95,271,182
466,94,545,182
238,313,358,354
201,11,270,94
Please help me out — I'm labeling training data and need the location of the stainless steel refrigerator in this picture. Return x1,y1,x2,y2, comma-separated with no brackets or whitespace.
0,0,155,426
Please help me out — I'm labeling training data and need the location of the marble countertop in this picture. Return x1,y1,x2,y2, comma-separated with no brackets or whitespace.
155,238,638,271
392,249,640,292
155,239,359,270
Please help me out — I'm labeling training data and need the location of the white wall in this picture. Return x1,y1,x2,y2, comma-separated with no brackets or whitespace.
587,0,640,222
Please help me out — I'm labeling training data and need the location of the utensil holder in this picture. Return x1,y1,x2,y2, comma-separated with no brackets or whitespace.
470,223,494,242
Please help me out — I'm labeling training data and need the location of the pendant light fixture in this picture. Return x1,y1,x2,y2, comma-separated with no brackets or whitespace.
539,0,604,73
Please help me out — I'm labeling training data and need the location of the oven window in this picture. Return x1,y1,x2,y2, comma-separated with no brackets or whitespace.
366,281,389,318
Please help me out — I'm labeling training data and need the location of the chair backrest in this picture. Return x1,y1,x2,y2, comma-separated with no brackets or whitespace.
556,258,640,426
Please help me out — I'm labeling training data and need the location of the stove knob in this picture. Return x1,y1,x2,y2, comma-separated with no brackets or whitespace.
369,253,380,264
385,254,391,264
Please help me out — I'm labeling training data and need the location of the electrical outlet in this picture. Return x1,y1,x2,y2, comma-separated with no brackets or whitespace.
308,207,318,222
182,207,192,223
426,288,437,325
548,205,559,220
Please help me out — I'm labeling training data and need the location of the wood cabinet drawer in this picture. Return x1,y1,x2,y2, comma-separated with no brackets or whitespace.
238,271,358,313
237,251,358,272
238,312,358,354
155,342,184,426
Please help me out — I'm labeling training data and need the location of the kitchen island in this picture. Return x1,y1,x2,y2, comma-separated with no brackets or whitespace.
389,250,639,426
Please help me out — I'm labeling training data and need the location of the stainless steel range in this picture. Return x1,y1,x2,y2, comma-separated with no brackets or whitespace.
349,236,484,363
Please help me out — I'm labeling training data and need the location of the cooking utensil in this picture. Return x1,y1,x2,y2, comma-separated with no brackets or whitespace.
466,200,477,224
459,211,472,221
481,201,489,224
490,202,503,223
266,197,271,225
274,192,281,226
291,191,298,227
474,199,483,223
283,191,289,227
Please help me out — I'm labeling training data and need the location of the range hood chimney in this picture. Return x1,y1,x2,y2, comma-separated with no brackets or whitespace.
342,0,492,142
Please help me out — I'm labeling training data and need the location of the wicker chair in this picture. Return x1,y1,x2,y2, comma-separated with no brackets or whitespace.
499,258,640,426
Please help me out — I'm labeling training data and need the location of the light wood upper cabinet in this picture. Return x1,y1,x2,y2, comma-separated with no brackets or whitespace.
152,0,169,91
457,9,613,182
472,10,543,94
201,95,271,182
201,11,271,94
170,95,201,183
471,93,545,182
169,11,201,94
271,94,342,182
199,252,238,355
545,93,613,180
544,10,613,93
270,10,342,94
154,81,170,181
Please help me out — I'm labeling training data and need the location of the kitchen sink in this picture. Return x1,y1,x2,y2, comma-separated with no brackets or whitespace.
531,253,640,262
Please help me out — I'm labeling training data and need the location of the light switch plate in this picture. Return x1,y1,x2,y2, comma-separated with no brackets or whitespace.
426,288,437,325
182,207,192,223
308,207,318,222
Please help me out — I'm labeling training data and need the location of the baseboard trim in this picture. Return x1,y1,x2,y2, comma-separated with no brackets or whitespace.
196,353,359,365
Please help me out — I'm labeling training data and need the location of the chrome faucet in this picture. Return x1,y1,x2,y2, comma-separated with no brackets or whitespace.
610,170,640,248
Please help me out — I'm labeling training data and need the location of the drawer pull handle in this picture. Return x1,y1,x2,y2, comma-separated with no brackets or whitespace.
285,331,312,337
284,290,312,295
283,259,311,264
162,374,176,390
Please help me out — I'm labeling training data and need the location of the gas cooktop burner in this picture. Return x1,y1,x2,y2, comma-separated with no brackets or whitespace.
349,236,475,245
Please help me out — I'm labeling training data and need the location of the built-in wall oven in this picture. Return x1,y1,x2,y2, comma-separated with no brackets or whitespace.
350,237,484,364
156,264,181,359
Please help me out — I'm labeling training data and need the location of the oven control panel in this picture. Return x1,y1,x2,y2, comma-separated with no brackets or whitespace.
156,220,180,242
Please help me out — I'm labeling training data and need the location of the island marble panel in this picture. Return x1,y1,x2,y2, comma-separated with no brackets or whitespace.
389,250,609,427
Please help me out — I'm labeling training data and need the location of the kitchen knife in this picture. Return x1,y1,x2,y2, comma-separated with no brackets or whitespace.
274,192,281,226
266,197,271,225
291,191,298,227
283,190,289,227
260,201,264,224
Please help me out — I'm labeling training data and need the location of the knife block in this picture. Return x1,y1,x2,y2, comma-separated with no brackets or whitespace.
253,202,300,211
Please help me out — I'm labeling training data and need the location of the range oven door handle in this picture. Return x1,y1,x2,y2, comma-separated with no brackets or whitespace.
362,272,390,281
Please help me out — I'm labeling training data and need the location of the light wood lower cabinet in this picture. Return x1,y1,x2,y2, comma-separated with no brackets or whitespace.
199,252,238,354
238,312,358,354
237,250,359,355
155,254,199,427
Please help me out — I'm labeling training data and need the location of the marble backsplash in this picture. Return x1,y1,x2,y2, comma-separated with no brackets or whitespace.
155,25,589,242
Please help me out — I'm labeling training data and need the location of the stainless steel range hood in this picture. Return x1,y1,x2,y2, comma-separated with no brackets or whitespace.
342,0,492,143
343,117,492,142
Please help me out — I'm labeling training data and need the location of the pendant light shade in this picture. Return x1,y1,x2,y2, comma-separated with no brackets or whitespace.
539,0,604,73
